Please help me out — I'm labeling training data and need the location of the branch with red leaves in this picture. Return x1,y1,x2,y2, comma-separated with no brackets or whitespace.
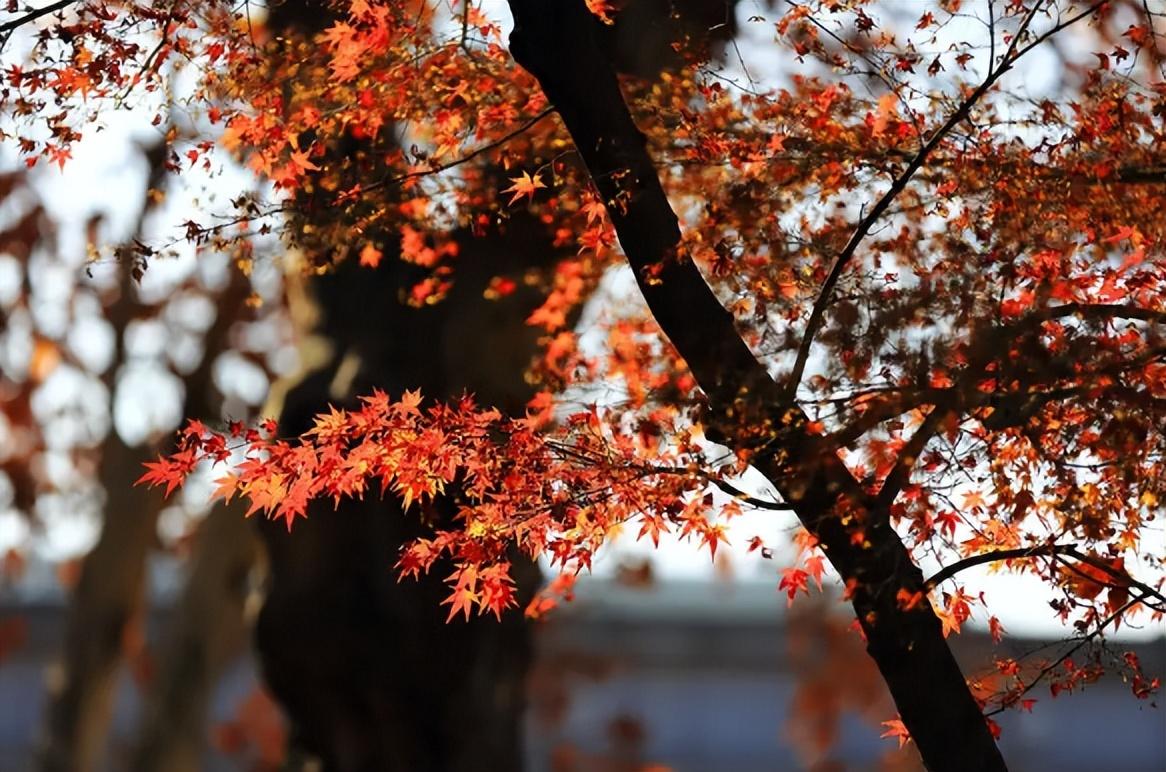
139,391,747,620
927,543,1166,610
786,0,1111,395
0,0,77,36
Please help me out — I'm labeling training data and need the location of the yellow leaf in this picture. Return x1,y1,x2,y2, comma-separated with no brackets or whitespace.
502,171,545,205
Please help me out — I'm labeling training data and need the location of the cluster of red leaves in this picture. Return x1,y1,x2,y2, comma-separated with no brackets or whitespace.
216,1,542,189
139,391,742,621
2,1,256,167
775,529,828,606
982,642,1161,724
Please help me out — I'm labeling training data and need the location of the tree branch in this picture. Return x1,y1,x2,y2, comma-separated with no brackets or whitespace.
1036,302,1166,325
822,386,948,449
0,0,76,34
364,108,555,195
1058,547,1166,609
984,592,1144,717
786,0,1106,397
505,3,1009,769
927,544,1166,610
874,404,950,510
927,543,1070,589
708,477,791,512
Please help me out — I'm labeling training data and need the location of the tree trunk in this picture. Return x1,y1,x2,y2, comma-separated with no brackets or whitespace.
253,220,553,772
129,503,258,772
39,137,252,771
503,3,1008,770
250,3,742,769
38,431,158,772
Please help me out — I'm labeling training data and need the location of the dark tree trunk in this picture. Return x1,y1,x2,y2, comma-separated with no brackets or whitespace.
255,220,554,772
503,2,1009,771
251,3,743,770
130,503,257,772
250,4,555,768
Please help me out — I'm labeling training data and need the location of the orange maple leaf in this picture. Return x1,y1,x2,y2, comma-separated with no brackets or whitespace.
289,148,320,174
935,606,961,638
211,474,239,504
960,490,987,510
803,553,826,590
524,390,555,429
870,92,899,138
880,718,911,748
359,243,383,268
581,196,607,225
779,566,810,606
585,0,617,23
443,566,480,622
502,171,545,205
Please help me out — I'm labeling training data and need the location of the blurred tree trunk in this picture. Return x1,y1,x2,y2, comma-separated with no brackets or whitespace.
256,221,552,772
129,502,258,772
127,267,255,772
250,4,550,769
253,3,741,769
39,430,160,772
38,143,170,772
39,142,253,772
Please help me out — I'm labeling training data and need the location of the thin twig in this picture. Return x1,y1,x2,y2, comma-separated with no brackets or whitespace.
984,593,1143,717
363,108,554,194
786,0,1105,399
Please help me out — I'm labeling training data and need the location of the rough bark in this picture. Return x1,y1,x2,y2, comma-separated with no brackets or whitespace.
504,3,1008,770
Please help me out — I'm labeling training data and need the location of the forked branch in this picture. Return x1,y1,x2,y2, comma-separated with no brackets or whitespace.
786,0,1108,397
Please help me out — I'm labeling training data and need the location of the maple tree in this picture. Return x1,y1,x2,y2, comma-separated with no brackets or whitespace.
4,0,1166,770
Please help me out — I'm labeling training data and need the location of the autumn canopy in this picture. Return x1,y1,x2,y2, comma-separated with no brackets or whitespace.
3,0,1164,770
